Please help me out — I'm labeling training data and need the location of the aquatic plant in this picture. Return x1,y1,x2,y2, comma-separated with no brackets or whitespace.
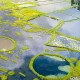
70,77,80,80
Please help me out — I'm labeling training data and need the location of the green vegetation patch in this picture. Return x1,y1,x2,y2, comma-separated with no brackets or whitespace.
71,60,80,78
15,32,22,36
10,8,45,28
4,30,9,33
22,46,29,50
0,2,17,10
17,2,38,8
11,8,44,20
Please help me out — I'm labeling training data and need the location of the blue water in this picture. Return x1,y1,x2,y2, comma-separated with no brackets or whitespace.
33,56,70,76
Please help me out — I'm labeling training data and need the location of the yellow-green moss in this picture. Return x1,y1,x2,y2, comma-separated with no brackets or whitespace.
28,36,32,38
0,55,8,61
8,71,15,76
33,78,39,80
0,75,8,80
22,46,29,50
0,67,8,73
15,32,22,36
4,30,9,32
18,72,26,77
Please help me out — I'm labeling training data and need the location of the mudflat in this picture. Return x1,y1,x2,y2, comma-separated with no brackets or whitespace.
0,38,14,50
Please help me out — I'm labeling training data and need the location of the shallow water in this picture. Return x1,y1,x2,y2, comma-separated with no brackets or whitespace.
61,8,80,18
32,1,70,13
48,11,77,21
59,20,80,38
0,38,14,51
29,16,60,29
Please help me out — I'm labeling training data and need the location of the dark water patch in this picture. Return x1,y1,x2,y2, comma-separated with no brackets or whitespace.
33,56,70,76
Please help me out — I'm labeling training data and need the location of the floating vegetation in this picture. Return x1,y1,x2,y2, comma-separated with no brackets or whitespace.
18,72,26,77
4,30,9,33
45,48,49,52
0,67,8,73
7,51,13,54
15,55,20,59
69,58,77,63
15,32,22,36
71,60,80,77
17,2,38,8
0,55,8,61
19,49,23,54
33,78,39,80
0,75,8,80
22,46,29,50
8,71,15,76
28,36,33,38
11,60,17,63
70,77,80,80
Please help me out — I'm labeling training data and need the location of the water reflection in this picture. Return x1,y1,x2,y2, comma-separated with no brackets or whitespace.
33,56,70,77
